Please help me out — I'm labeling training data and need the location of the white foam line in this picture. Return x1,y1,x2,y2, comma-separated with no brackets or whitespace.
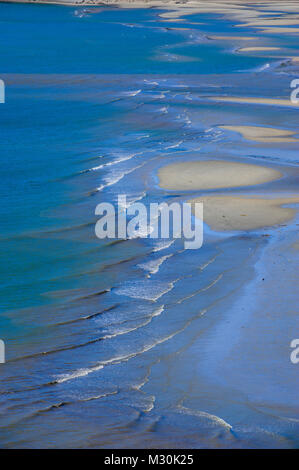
177,405,232,430
57,365,104,384
144,396,156,413
54,305,194,385
81,152,143,173
119,279,178,302
96,161,146,192
152,239,176,252
101,305,164,339
177,274,223,304
155,278,179,300
81,390,118,402
165,140,183,149
138,254,173,276
123,89,142,97
199,254,219,271
84,153,140,172
136,134,150,140
132,377,149,391
143,80,159,86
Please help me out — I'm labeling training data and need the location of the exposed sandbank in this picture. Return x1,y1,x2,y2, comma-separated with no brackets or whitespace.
210,96,299,108
189,195,299,231
238,19,299,28
255,27,299,34
209,35,256,41
220,125,298,143
2,0,298,13
3,0,299,47
158,160,282,191
238,47,280,52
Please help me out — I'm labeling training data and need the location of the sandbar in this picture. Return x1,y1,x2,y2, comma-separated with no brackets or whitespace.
238,46,280,52
210,96,299,108
158,160,282,191
220,125,298,143
189,195,299,231
209,35,256,40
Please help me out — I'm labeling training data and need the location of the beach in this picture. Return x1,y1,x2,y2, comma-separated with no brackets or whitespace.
0,1,298,449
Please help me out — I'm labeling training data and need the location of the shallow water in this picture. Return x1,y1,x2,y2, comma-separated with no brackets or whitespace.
0,3,298,448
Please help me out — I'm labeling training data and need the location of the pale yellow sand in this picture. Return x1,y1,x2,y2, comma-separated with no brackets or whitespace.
239,19,299,28
260,4,299,14
156,2,275,22
158,160,282,191
155,1,299,24
189,195,299,231
160,18,186,22
4,0,299,18
209,35,256,40
256,27,299,34
210,96,299,108
220,125,298,143
238,47,280,52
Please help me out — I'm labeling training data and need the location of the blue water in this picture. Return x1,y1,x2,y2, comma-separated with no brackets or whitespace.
0,3,299,448
1,4,270,74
